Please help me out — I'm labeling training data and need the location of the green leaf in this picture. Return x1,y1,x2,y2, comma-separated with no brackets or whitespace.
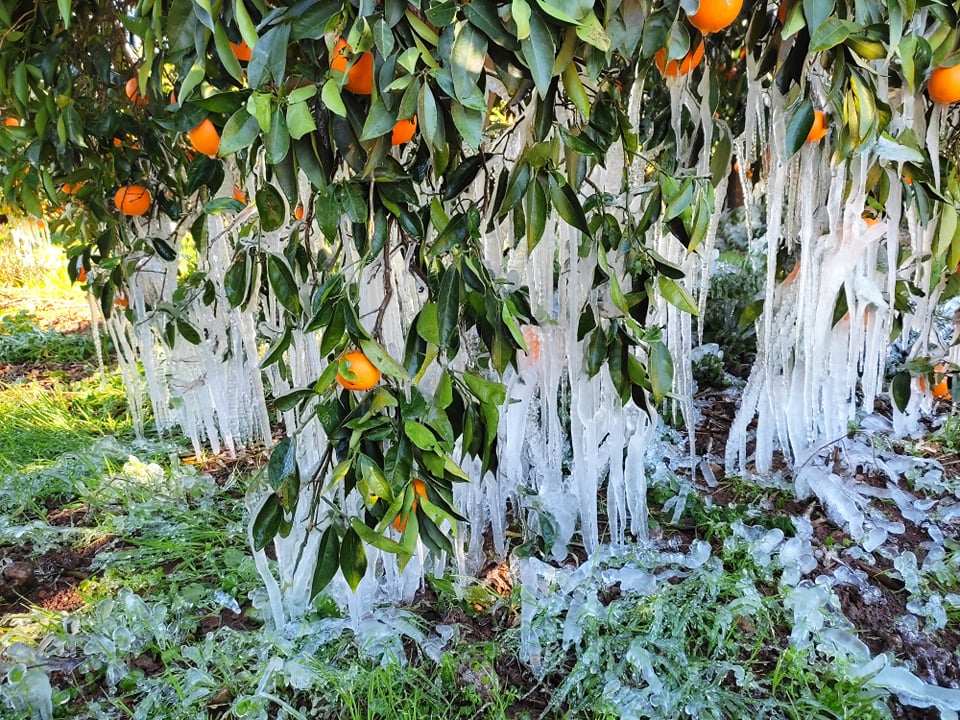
451,102,484,151
513,0,532,39
891,371,911,412
405,419,438,450
359,337,409,379
287,101,316,140
406,7,440,44
321,80,347,117
497,161,532,218
548,173,590,235
418,83,445,153
357,454,393,500
360,98,397,141
267,436,297,492
339,527,367,591
809,18,856,52
442,155,484,201
785,97,815,159
220,108,261,155
535,0,580,24
803,0,837,36
435,370,453,409
658,276,699,316
252,495,281,551
257,185,286,232
319,304,347,356
710,131,732,188
463,1,518,50
235,0,258,49
214,21,244,81
575,11,610,52
526,174,548,251
664,179,694,222
416,304,441,345
430,211,469,255
265,108,290,164
177,319,202,345
559,126,605,159
248,23,290,89
520,12,556,98
350,518,408,555
451,22,488,102
437,266,460,350
311,526,340,598
648,340,673,403
585,327,606,377
266,253,301,315
152,237,178,261
260,326,292,368
57,0,71,28
561,62,590,120
463,372,506,406
274,388,314,412
224,252,251,308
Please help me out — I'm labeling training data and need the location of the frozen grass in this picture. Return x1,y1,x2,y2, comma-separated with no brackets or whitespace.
0,311,99,365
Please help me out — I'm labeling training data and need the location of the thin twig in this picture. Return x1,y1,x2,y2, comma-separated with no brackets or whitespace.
205,203,259,246
373,228,393,338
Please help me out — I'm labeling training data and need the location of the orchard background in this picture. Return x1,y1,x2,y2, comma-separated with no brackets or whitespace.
2,0,960,718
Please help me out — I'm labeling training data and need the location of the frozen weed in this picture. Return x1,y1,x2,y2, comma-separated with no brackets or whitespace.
522,535,889,720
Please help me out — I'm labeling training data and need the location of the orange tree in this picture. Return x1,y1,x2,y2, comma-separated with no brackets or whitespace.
1,0,959,607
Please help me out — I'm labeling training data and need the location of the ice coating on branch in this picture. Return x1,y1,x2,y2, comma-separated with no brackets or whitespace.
723,80,909,500
8,217,60,277
106,202,271,456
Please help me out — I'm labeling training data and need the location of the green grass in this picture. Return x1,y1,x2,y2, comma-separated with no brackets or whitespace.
0,371,131,474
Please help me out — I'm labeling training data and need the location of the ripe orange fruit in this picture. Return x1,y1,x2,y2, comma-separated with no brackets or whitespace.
392,117,417,145
230,39,253,62
114,184,152,216
232,186,247,204
392,479,427,532
927,64,960,105
61,182,84,195
862,214,881,228
188,118,220,157
76,266,86,283
294,204,304,220
3,117,19,127
783,259,800,285
920,364,951,400
654,40,705,78
335,350,381,391
806,110,827,143
125,77,149,106
521,324,542,362
688,0,743,34
330,38,374,95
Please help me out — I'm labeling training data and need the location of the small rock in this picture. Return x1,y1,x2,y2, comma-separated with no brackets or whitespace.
0,561,35,596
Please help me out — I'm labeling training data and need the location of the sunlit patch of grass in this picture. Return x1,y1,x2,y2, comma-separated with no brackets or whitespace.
0,371,132,474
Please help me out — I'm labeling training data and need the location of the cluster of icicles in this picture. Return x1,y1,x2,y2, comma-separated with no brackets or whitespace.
85,41,956,644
